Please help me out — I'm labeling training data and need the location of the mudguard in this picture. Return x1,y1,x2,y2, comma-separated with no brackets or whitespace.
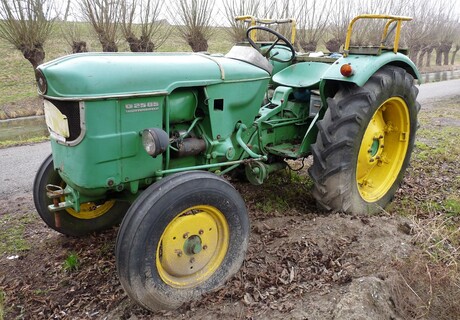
320,52,421,87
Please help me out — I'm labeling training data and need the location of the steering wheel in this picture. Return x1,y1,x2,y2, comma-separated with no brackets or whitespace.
246,26,296,63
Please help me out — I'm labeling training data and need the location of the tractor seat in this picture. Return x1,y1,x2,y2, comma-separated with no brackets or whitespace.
272,62,331,89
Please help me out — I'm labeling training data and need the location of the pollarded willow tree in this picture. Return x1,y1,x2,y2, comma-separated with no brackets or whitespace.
222,0,260,43
451,33,460,65
295,0,332,52
323,0,356,52
0,0,55,80
168,0,215,52
80,0,121,52
120,0,171,52
400,0,456,68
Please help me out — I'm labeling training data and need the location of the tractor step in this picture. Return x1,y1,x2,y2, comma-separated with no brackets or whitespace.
265,143,300,158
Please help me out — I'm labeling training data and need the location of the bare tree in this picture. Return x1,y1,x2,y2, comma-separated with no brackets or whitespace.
295,0,332,52
399,0,438,67
62,22,89,53
80,0,120,52
400,0,460,68
432,2,457,66
324,1,356,52
0,0,55,79
168,0,215,52
120,0,171,52
222,0,260,43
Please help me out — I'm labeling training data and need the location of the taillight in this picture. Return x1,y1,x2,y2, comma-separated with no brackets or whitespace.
340,63,354,77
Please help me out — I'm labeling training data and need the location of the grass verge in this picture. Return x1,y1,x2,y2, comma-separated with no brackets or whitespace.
0,213,37,255
0,290,4,320
0,136,49,149
389,98,460,319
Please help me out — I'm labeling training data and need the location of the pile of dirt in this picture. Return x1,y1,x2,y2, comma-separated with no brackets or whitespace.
0,187,419,319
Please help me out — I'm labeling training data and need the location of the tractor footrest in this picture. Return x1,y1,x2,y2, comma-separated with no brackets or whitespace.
266,143,300,158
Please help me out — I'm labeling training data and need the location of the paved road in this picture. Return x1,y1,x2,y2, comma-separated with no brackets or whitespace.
417,78,460,102
0,79,459,198
0,142,51,198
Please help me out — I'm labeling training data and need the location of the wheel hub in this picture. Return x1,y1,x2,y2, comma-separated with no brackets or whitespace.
157,205,229,288
184,235,203,255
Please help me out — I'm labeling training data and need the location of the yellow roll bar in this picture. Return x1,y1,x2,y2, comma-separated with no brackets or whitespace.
343,14,412,57
235,15,297,44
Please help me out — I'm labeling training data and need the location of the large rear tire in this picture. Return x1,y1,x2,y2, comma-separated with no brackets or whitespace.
116,171,249,311
33,154,129,236
309,66,420,214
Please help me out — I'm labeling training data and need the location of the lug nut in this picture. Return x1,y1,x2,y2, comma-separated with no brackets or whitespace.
183,232,189,239
203,245,208,250
190,258,195,263
199,229,204,235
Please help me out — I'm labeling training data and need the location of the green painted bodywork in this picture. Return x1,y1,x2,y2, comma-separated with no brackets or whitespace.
320,52,421,86
37,45,420,213
272,62,331,88
41,52,270,98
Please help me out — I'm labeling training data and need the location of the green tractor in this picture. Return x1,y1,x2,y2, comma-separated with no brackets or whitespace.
33,15,420,310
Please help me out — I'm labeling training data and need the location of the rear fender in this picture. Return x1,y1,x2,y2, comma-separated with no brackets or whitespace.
320,52,421,88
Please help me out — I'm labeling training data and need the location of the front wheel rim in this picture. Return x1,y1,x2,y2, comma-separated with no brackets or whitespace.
157,205,230,288
356,97,410,202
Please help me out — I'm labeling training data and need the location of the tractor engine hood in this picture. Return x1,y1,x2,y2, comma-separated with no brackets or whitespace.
37,52,271,99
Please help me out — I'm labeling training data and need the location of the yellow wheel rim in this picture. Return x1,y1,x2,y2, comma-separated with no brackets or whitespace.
356,97,410,202
157,205,230,288
65,200,116,219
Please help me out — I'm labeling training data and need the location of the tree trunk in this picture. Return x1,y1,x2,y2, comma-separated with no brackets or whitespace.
451,44,459,65
325,38,341,52
187,31,208,52
300,40,317,52
19,43,45,81
72,41,88,53
409,44,421,67
126,34,155,52
442,42,452,66
98,32,118,52
426,46,434,67
418,50,426,67
435,46,442,66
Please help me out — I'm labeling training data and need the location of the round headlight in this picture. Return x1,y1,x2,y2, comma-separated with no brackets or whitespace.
141,128,169,157
35,69,47,94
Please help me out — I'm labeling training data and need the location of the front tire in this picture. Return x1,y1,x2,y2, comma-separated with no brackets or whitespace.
33,154,129,236
309,66,420,214
116,171,249,311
